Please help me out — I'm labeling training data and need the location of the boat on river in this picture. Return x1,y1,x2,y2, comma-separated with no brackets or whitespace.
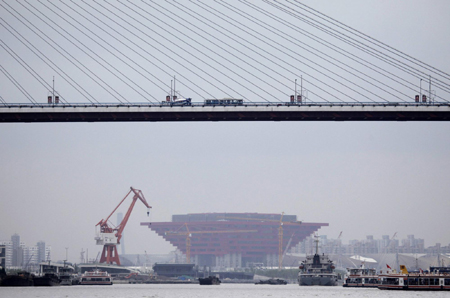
343,266,379,288
378,265,450,291
298,235,338,286
255,278,287,285
33,272,61,286
199,276,221,285
59,265,79,285
80,269,112,285
0,271,34,287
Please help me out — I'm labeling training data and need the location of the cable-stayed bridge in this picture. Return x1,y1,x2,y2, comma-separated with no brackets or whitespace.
1,102,449,122
1,1,449,122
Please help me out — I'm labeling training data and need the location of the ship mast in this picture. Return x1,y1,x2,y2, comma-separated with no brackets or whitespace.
315,234,319,255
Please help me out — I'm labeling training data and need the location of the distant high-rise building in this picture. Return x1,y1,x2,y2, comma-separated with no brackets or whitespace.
23,246,38,270
37,241,46,263
11,234,20,267
0,241,12,268
0,244,6,269
45,246,52,261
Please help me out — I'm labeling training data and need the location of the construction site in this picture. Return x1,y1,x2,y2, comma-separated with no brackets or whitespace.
91,187,327,270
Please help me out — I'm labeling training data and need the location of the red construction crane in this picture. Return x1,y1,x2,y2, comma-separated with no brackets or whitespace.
95,187,151,265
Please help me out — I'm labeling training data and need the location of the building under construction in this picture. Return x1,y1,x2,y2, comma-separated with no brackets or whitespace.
141,213,328,268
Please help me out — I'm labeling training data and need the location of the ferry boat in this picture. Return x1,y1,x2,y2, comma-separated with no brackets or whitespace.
298,236,338,286
378,265,450,291
343,266,378,288
80,269,113,285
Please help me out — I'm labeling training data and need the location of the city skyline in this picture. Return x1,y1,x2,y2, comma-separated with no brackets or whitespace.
2,229,448,265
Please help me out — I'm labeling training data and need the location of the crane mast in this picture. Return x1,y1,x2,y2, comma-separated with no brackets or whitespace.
95,187,151,265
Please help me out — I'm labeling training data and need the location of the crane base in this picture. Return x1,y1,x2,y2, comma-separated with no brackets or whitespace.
99,245,120,265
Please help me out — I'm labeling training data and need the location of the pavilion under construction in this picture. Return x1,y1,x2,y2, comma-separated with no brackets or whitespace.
141,213,328,268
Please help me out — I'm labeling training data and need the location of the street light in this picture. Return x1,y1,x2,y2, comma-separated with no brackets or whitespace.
295,79,297,101
420,78,423,102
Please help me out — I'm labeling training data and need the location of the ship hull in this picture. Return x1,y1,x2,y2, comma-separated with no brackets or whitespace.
0,276,34,287
199,276,221,285
33,276,60,286
343,283,378,288
379,285,450,291
299,275,338,286
378,271,450,291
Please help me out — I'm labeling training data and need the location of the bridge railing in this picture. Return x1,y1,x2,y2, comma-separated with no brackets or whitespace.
1,101,449,109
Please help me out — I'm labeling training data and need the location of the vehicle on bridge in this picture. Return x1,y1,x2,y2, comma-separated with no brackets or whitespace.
204,98,244,105
162,96,192,106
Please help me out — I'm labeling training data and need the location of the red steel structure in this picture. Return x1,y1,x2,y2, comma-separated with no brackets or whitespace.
141,213,328,267
96,187,151,265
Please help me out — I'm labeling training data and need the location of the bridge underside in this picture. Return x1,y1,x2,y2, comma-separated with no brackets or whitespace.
1,110,449,122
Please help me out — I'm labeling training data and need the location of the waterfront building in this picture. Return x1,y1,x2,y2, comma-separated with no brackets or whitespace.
296,234,447,257
142,212,328,268
11,233,21,267
0,244,5,269
0,241,12,268
37,241,46,263
0,236,52,269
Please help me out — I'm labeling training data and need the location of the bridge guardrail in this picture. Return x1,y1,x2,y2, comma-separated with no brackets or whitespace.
1,101,449,109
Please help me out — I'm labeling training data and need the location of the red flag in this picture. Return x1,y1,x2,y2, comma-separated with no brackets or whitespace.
386,264,392,269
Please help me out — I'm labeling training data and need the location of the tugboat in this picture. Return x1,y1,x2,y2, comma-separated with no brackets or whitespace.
343,265,378,288
198,276,221,285
298,235,338,286
255,278,288,285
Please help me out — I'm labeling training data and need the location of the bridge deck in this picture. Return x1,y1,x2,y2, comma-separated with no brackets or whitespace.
1,102,449,122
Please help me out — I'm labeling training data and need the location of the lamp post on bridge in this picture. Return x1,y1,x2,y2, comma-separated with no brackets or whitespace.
420,78,423,102
295,79,297,102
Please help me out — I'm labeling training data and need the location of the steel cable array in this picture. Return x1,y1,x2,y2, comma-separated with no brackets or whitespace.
239,0,422,100
0,1,448,105
0,40,69,104
290,0,450,82
260,0,450,101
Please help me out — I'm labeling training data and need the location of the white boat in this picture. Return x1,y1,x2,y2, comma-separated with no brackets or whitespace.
59,265,79,285
378,265,450,291
80,269,112,285
343,266,378,288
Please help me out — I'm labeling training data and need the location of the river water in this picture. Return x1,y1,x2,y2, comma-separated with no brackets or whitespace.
1,283,450,298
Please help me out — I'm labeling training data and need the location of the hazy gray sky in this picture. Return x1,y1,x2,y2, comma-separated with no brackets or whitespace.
1,0,449,263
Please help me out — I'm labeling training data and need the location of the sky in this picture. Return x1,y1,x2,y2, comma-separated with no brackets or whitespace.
0,0,449,263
